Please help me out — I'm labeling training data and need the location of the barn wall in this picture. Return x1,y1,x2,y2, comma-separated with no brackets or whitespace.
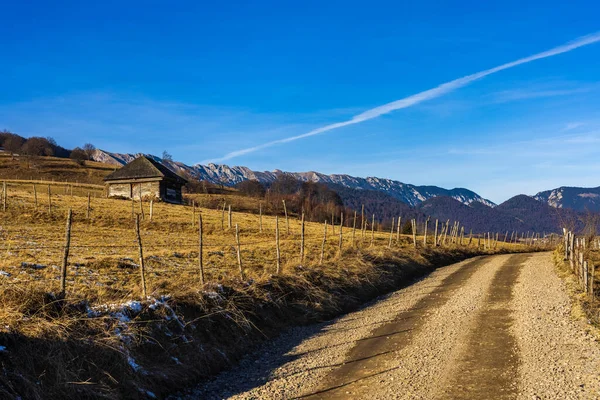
108,180,161,199
132,181,160,200
108,183,131,198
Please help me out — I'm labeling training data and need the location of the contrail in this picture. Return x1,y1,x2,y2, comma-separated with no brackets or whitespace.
204,32,600,164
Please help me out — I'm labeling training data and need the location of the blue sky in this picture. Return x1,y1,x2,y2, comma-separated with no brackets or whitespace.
2,1,600,203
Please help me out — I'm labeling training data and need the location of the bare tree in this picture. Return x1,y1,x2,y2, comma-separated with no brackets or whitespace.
4,135,24,160
162,150,173,162
82,143,96,160
70,147,87,165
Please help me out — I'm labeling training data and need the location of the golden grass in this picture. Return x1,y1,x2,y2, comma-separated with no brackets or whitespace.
0,182,528,307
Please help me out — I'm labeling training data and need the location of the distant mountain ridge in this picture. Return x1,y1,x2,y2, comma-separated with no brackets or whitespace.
534,186,600,212
92,149,496,208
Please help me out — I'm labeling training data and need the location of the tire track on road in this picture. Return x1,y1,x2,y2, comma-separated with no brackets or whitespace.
436,254,530,399
301,256,492,399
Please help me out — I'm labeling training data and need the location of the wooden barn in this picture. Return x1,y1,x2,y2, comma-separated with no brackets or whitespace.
103,156,187,203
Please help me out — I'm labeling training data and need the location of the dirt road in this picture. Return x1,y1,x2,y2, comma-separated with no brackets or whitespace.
187,253,600,399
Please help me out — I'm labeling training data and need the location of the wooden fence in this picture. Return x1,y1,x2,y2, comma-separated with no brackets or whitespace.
563,229,596,299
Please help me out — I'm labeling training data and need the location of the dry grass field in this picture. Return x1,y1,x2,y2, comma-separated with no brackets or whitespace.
0,180,527,305
0,155,536,399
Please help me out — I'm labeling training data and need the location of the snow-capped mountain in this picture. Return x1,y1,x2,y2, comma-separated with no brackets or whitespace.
534,186,600,212
93,149,496,207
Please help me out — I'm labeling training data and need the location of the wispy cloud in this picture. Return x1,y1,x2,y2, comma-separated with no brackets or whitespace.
564,121,586,131
489,87,592,103
206,31,600,164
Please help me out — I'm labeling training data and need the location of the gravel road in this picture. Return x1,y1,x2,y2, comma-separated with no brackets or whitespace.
184,252,600,399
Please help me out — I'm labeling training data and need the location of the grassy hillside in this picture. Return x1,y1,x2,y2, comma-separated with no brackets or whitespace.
0,152,116,184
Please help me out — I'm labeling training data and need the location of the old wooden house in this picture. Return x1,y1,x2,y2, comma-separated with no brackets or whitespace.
103,156,187,203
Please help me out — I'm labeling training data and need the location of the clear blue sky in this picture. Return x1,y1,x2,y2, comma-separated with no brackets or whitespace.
2,1,600,203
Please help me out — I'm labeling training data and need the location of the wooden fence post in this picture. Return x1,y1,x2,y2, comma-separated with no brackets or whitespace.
33,184,38,210
86,192,91,219
397,216,401,245
275,216,281,274
235,224,244,279
221,202,226,230
135,214,148,298
361,205,365,241
320,220,327,265
370,214,375,247
454,222,460,243
352,210,357,247
300,213,305,263
590,262,595,298
259,202,263,233
338,212,344,256
228,205,232,229
434,219,438,247
584,260,589,294
411,219,417,248
47,185,52,215
131,198,135,219
59,209,73,297
198,214,204,285
149,200,153,221
423,217,430,247
139,191,144,221
460,226,465,245
443,219,450,245
282,200,289,234
580,252,585,288
563,229,568,260
388,217,394,248
468,229,473,246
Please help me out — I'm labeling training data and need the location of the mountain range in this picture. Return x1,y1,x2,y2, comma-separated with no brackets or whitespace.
92,150,596,233
534,186,600,212
93,150,495,207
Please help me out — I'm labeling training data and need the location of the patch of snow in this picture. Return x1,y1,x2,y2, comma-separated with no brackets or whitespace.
127,356,141,371
20,262,46,269
171,356,182,365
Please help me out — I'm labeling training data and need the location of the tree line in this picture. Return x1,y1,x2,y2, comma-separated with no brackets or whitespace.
186,173,351,225
0,130,96,164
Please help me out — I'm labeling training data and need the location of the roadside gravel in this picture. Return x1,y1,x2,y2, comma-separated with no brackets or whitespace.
512,252,600,399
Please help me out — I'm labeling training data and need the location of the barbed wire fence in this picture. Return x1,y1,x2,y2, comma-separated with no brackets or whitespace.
0,180,554,301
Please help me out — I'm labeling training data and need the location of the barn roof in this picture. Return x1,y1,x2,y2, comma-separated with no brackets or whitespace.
104,156,187,183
